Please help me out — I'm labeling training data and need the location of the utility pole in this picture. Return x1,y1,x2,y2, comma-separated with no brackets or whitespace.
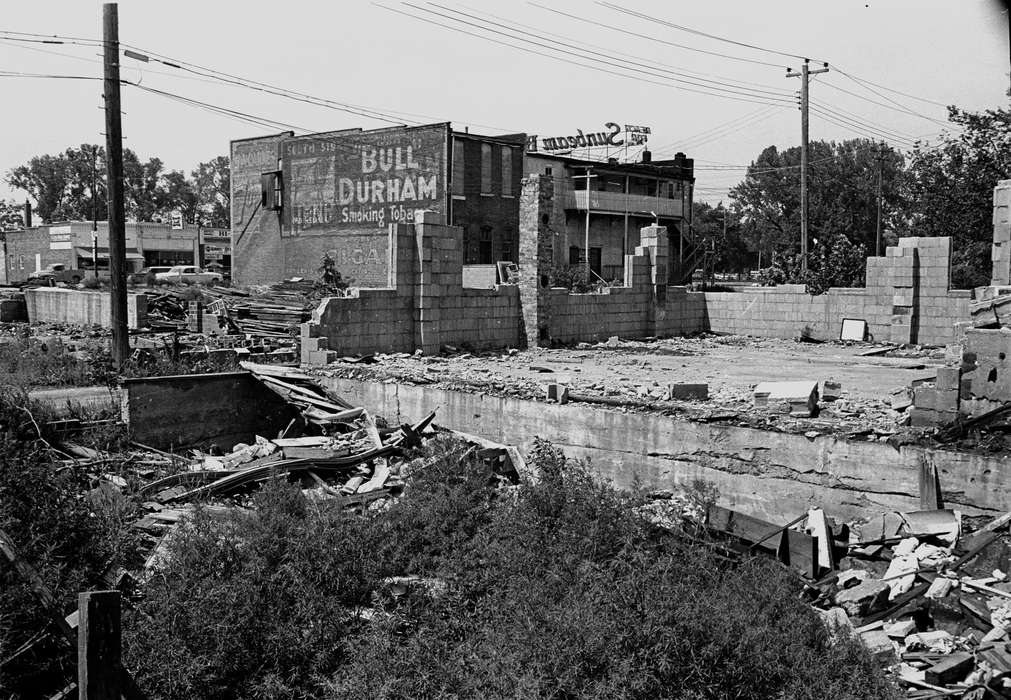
572,170,597,279
90,144,99,279
875,142,885,257
786,59,829,274
103,3,129,368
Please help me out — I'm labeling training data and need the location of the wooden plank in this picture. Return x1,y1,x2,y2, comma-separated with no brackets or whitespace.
707,505,816,575
0,528,74,640
924,651,973,685
78,590,121,700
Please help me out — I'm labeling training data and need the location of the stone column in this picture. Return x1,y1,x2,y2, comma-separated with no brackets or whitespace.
518,174,554,348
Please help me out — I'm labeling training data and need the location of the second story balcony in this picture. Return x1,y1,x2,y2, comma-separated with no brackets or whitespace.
564,189,685,219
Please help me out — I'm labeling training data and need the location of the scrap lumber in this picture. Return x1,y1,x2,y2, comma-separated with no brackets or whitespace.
706,505,817,575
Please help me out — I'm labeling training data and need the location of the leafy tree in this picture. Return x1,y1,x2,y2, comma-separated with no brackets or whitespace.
192,156,230,228
0,199,25,231
729,139,905,267
902,106,1011,288
693,201,751,276
5,146,229,227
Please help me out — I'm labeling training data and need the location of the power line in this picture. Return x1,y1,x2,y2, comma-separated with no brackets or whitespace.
395,2,795,104
454,2,792,96
819,79,952,129
664,107,787,152
529,3,784,69
374,2,792,107
598,1,815,62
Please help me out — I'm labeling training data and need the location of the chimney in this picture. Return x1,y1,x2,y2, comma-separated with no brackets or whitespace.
23,200,31,229
641,150,652,163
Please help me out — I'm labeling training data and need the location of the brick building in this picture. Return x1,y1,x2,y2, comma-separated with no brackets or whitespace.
449,130,526,264
230,122,524,286
524,151,696,283
1,221,216,284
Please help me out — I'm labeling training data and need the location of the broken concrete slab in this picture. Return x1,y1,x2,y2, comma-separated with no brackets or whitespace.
834,579,891,617
753,380,819,417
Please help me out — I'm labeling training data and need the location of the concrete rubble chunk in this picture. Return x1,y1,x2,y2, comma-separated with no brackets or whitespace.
834,579,891,617
753,380,819,417
859,629,896,663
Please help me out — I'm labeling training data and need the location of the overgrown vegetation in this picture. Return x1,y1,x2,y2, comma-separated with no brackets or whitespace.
0,387,140,695
123,437,897,699
0,328,240,389
548,263,620,293
757,232,869,294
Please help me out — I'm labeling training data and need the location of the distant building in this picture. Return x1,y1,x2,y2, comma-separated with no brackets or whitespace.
1,220,227,284
230,122,525,286
524,150,696,283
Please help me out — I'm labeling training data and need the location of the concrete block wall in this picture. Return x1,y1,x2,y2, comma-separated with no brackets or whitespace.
24,288,148,329
699,237,968,346
302,215,522,364
993,179,1011,286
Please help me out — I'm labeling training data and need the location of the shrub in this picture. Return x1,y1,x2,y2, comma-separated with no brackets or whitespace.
124,438,897,699
0,387,139,695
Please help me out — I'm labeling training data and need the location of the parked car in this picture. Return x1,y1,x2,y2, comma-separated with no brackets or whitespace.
27,263,85,285
154,265,223,285
128,266,173,284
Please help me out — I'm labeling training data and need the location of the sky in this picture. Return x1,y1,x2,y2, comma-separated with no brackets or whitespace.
0,0,1007,205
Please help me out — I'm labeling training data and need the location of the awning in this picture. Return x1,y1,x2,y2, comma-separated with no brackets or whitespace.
75,247,145,260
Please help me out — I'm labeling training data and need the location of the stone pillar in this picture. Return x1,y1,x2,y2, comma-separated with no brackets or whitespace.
993,180,1011,286
518,174,554,348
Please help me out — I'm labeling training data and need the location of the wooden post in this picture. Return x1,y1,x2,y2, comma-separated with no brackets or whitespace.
78,590,122,700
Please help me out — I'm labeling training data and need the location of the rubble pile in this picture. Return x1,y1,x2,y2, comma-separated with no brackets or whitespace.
658,496,1011,697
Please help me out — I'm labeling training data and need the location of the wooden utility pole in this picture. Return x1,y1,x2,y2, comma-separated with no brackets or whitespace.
787,59,829,274
572,171,597,279
875,143,885,257
103,3,129,368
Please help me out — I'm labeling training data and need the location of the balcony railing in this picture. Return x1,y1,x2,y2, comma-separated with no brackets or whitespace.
563,189,684,218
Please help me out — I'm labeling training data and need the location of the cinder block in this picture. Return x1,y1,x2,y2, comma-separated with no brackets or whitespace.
936,367,961,392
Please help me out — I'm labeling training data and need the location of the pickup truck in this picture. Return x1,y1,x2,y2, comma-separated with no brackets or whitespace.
154,265,223,285
28,264,85,285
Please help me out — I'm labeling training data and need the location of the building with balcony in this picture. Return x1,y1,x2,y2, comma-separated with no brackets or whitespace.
524,150,696,283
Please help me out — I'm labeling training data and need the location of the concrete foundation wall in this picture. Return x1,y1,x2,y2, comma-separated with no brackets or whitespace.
24,288,148,329
323,376,1010,524
121,372,295,450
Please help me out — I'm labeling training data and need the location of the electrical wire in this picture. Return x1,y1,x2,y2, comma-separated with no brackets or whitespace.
0,71,99,80
394,2,795,104
446,2,793,97
374,2,793,107
598,1,815,63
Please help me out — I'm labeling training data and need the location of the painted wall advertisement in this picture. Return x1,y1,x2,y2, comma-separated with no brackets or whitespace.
281,124,447,236
230,138,278,234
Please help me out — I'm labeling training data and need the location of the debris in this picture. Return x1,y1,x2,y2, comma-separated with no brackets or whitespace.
834,579,891,617
753,380,819,417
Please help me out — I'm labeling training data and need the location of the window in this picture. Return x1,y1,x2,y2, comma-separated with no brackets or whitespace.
568,246,581,265
480,143,492,194
545,166,552,176
501,146,513,196
452,140,465,196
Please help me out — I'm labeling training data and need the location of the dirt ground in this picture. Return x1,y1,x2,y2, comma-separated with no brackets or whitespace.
324,335,949,438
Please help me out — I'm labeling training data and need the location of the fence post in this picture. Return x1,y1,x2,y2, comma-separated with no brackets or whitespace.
78,590,121,700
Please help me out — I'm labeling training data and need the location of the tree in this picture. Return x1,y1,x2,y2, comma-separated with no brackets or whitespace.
729,139,905,271
5,146,229,227
0,200,24,231
192,156,230,228
903,106,1011,288
693,201,750,276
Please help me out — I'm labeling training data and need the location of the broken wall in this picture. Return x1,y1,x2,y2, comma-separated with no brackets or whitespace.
24,287,148,329
701,237,969,345
301,211,521,363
